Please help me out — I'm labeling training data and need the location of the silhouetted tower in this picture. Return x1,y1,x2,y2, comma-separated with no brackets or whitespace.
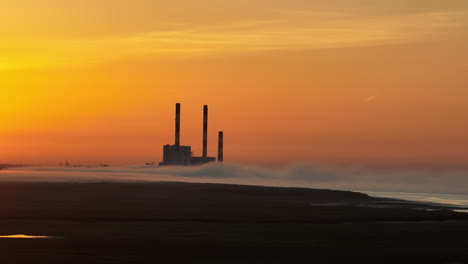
203,105,208,158
218,131,224,162
175,103,181,148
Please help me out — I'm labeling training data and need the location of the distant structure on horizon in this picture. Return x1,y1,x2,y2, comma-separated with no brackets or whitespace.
159,103,224,166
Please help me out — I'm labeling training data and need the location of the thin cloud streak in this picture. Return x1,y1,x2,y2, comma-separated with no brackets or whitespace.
365,96,377,102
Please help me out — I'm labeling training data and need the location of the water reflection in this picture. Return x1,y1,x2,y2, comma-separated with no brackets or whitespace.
0,234,55,239
363,191,468,208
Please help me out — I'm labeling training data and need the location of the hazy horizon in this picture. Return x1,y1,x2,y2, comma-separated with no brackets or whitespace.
2,163,467,196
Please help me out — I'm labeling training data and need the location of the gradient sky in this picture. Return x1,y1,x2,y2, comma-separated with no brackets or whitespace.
1,0,468,168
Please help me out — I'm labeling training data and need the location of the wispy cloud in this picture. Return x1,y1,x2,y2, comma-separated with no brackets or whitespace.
108,10,468,54
2,8,467,71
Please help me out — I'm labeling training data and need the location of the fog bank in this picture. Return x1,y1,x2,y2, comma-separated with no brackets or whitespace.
1,163,467,195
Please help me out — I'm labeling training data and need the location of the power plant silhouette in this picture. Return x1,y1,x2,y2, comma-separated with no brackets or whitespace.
159,103,224,166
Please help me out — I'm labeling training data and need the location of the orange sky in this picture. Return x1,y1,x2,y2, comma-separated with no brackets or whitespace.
1,0,468,167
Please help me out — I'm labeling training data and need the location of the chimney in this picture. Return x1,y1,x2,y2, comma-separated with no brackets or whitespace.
218,131,223,162
203,105,208,158
175,103,181,147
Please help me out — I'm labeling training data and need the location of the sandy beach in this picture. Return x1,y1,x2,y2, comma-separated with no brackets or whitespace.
0,182,467,263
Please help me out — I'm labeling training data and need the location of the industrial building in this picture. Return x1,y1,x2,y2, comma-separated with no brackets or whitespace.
159,103,223,166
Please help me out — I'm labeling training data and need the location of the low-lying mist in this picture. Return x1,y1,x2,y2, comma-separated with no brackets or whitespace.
1,163,467,195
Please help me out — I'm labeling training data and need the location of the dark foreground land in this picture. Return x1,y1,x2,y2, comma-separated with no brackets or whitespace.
0,182,467,263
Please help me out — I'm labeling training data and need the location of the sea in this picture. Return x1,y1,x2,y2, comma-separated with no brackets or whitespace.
363,191,468,212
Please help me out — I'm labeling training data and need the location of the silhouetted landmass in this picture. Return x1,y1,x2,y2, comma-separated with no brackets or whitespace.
0,164,13,170
0,182,467,263
0,164,24,170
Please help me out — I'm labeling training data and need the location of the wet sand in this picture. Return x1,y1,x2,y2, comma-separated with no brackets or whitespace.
0,182,467,263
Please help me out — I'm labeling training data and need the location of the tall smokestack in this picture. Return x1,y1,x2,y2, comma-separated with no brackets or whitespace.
218,131,223,162
175,103,181,147
203,105,208,158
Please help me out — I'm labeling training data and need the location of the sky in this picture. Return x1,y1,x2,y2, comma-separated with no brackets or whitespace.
1,0,468,168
